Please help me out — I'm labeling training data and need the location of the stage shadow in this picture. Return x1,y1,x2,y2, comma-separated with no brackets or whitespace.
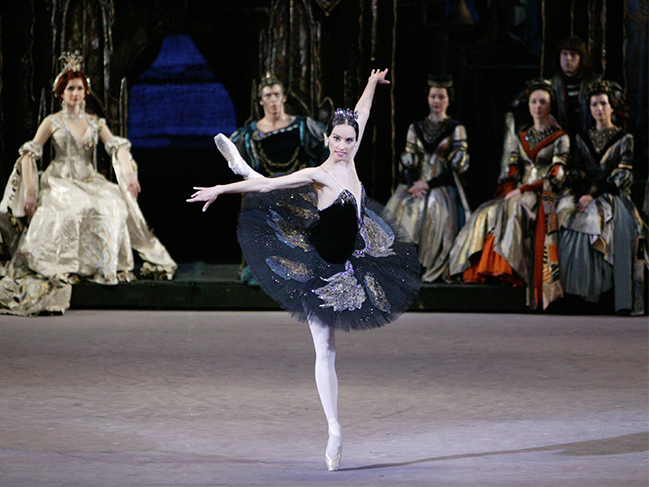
342,431,649,471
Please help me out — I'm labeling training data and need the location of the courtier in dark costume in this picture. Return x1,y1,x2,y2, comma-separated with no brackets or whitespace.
450,79,571,309
558,80,646,314
230,75,327,177
550,36,602,138
188,70,420,472
386,75,469,282
229,76,327,285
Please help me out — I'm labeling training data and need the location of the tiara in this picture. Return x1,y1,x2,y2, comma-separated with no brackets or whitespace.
52,51,89,91
333,108,358,123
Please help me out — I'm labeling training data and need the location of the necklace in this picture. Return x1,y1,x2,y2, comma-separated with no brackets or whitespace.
63,109,84,120
525,126,556,149
588,126,620,153
420,117,451,145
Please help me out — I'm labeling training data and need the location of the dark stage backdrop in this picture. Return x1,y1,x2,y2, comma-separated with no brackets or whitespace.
0,0,646,265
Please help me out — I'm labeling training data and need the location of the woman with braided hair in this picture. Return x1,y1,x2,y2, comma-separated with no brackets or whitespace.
188,69,421,471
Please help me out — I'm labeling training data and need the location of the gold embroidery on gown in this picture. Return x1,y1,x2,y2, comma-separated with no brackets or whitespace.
386,121,469,282
0,112,176,315
449,129,570,305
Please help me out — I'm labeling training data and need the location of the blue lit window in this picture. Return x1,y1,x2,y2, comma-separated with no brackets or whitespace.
128,34,236,148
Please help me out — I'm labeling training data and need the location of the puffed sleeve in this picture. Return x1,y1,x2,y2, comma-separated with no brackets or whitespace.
400,124,420,186
18,140,44,160
0,141,42,217
104,134,132,156
547,133,569,187
501,143,520,184
551,133,570,166
607,133,634,193
105,132,138,197
448,124,469,173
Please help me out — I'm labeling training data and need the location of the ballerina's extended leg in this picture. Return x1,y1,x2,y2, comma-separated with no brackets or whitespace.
213,133,262,179
309,316,342,471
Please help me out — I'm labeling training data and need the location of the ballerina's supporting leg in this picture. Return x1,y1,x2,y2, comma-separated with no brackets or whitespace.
308,316,343,471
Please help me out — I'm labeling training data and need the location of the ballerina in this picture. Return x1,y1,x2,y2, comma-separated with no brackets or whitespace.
188,69,421,470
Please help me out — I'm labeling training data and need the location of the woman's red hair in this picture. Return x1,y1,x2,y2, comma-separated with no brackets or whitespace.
54,71,89,100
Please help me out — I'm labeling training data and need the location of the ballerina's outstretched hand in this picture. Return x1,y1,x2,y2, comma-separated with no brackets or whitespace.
187,186,222,212
369,68,390,85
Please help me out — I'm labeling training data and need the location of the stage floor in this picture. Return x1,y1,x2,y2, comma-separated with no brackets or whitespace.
0,310,646,486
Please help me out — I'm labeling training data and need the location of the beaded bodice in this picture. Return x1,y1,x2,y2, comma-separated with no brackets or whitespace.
47,112,101,181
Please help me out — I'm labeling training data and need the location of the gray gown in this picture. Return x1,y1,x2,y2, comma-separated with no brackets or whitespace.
558,128,645,314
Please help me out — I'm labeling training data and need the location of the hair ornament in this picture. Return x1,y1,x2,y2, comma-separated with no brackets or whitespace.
586,79,626,111
586,80,622,99
427,74,453,89
52,51,90,92
333,108,358,123
525,78,555,102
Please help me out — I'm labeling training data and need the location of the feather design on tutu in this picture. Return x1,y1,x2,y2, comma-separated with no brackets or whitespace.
314,262,366,312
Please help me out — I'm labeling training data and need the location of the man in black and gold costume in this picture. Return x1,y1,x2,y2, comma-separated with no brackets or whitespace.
230,76,327,177
230,76,327,285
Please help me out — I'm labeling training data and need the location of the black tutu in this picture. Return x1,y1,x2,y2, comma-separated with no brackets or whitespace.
237,185,421,331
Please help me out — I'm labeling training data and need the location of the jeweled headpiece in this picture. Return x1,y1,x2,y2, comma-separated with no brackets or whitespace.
427,74,453,89
586,80,621,99
586,80,625,109
332,108,358,124
52,51,89,92
525,78,555,102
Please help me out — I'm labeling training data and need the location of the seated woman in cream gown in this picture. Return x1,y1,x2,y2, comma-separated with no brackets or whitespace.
386,76,470,282
0,59,176,315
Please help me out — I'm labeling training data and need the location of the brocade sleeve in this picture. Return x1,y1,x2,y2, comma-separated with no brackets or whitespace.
547,133,569,188
448,125,469,173
400,124,421,186
607,134,634,193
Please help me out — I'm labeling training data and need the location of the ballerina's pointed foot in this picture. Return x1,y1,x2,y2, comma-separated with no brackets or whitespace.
325,431,343,471
213,133,261,179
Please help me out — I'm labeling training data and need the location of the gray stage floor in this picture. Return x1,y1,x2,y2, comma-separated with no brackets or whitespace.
0,311,647,487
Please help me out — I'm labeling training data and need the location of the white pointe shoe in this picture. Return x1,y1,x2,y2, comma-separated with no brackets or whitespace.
325,432,343,471
213,134,262,179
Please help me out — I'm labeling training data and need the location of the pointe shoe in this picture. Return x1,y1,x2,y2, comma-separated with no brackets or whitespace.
325,432,343,471
213,134,262,179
